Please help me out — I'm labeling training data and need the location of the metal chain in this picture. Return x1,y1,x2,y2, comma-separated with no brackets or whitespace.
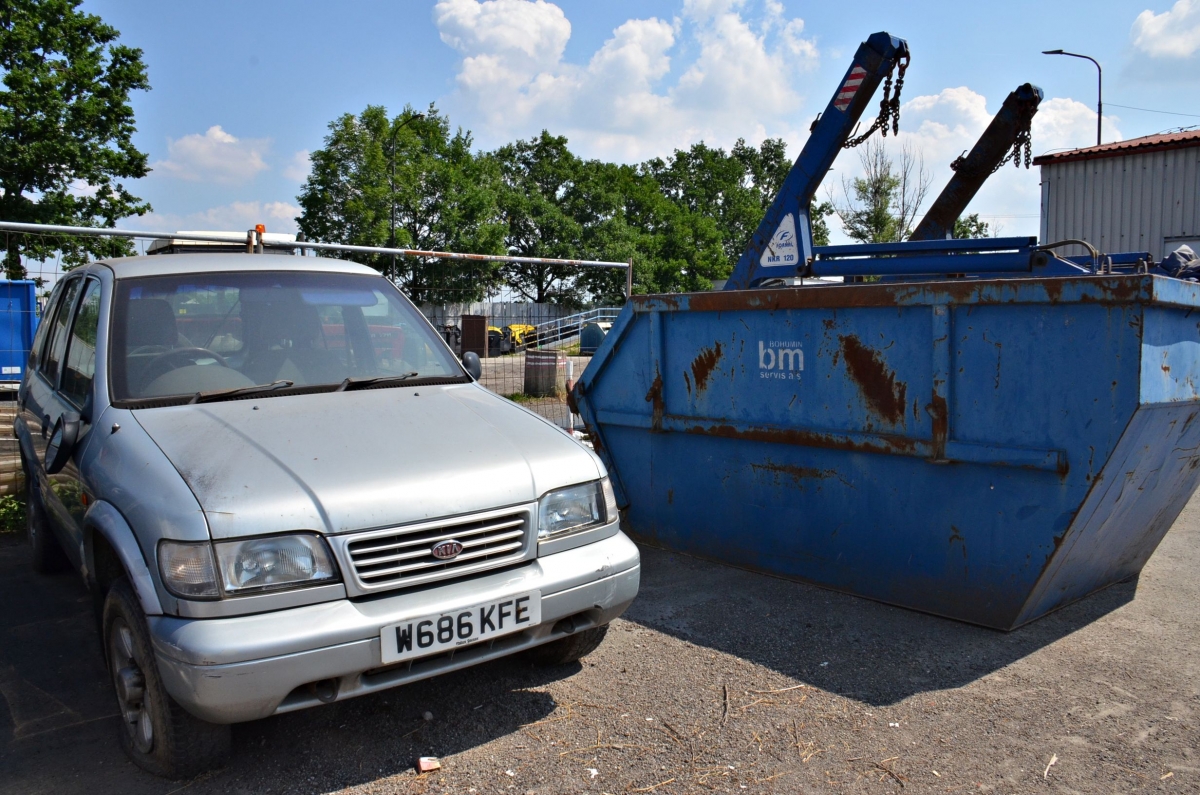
949,95,1037,175
843,55,909,149
991,117,1034,173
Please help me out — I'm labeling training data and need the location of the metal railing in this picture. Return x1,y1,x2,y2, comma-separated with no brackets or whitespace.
0,221,635,298
531,307,621,349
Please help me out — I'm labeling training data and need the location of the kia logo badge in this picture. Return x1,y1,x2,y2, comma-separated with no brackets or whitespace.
431,540,463,560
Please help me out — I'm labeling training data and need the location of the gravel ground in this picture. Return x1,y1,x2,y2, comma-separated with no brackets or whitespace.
1,494,1197,795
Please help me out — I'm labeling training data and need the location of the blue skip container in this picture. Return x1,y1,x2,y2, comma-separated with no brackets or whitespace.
0,280,39,383
574,274,1200,629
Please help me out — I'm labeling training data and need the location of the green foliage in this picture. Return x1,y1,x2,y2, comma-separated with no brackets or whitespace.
297,105,506,304
810,200,834,248
492,132,586,303
640,138,798,289
831,139,931,244
299,108,848,301
0,0,151,279
953,213,991,239
502,391,536,403
0,495,24,534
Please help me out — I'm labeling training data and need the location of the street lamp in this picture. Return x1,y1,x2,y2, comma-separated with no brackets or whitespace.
389,112,425,280
1042,49,1102,146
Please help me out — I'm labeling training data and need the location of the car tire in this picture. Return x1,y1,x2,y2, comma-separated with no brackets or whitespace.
103,578,230,779
26,473,68,574
525,624,609,666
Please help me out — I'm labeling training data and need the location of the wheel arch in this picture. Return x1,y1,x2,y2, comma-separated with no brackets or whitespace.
85,501,164,616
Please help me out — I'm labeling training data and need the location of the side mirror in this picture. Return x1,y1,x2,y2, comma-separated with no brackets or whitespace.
44,412,81,475
462,351,482,381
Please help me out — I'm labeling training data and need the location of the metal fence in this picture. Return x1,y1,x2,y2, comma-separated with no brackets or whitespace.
418,301,621,429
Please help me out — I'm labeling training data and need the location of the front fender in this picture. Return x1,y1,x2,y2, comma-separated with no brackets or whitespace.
84,501,164,616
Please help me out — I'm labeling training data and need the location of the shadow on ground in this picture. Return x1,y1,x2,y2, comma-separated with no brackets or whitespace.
0,535,570,795
624,542,1136,708
0,529,1142,793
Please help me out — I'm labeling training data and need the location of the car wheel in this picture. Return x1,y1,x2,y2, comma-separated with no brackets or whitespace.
26,473,68,573
103,578,230,779
525,624,609,666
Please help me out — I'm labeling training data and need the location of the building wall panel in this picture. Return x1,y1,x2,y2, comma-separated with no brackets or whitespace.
1042,145,1200,261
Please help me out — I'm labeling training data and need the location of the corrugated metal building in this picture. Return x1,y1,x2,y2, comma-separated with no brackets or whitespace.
1036,130,1200,260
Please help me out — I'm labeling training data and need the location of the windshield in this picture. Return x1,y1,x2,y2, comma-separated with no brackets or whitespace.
111,271,466,404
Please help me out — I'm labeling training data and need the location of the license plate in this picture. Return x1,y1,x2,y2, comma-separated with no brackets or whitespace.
379,591,542,664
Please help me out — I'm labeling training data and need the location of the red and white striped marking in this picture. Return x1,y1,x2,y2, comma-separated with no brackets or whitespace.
833,65,867,112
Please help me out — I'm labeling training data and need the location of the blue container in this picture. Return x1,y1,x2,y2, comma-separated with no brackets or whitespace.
0,280,39,382
574,275,1200,629
580,322,612,355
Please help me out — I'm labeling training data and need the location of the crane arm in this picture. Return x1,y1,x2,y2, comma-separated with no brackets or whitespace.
909,83,1043,241
722,31,910,290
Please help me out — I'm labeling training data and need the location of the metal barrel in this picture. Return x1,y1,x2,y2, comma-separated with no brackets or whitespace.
524,350,565,397
573,274,1200,629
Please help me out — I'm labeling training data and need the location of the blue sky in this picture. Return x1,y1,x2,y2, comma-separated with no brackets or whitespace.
79,0,1200,246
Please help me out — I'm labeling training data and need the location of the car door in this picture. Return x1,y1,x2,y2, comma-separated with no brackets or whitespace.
20,275,86,564
17,280,66,448
54,277,103,538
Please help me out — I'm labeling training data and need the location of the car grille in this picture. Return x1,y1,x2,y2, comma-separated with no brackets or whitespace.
345,510,530,591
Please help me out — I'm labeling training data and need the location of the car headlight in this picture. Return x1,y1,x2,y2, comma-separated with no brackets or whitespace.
158,535,338,599
538,478,617,540
214,535,337,594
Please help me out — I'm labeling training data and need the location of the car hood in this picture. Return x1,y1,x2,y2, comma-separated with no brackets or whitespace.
132,384,602,539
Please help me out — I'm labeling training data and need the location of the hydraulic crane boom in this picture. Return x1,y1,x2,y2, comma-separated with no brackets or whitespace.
723,31,910,290
909,83,1043,241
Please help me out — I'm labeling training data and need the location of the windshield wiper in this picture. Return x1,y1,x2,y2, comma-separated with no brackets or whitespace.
335,373,420,392
189,380,295,404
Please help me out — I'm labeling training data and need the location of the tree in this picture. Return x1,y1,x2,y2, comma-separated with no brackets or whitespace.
0,0,151,279
492,132,585,303
953,213,991,239
297,105,506,304
809,200,833,247
829,138,931,244
564,159,639,303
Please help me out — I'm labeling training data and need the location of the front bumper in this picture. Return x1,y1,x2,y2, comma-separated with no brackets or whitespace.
150,532,640,723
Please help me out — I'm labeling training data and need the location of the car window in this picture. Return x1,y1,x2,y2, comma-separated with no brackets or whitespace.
60,279,102,408
110,271,465,402
29,281,66,368
42,277,84,386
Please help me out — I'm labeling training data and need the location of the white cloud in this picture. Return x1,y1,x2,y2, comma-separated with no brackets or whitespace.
139,201,300,235
433,3,1128,243
1030,97,1121,154
282,150,311,182
436,0,571,88
432,0,818,160
152,126,271,184
1132,0,1200,58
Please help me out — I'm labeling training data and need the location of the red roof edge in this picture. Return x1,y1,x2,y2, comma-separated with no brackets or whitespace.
1033,130,1200,166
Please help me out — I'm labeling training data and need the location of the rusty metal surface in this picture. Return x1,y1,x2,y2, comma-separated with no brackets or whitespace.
575,273,1200,629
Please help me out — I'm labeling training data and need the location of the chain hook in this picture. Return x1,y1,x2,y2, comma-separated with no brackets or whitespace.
843,53,909,149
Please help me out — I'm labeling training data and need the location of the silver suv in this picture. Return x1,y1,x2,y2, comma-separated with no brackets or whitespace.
15,254,640,778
